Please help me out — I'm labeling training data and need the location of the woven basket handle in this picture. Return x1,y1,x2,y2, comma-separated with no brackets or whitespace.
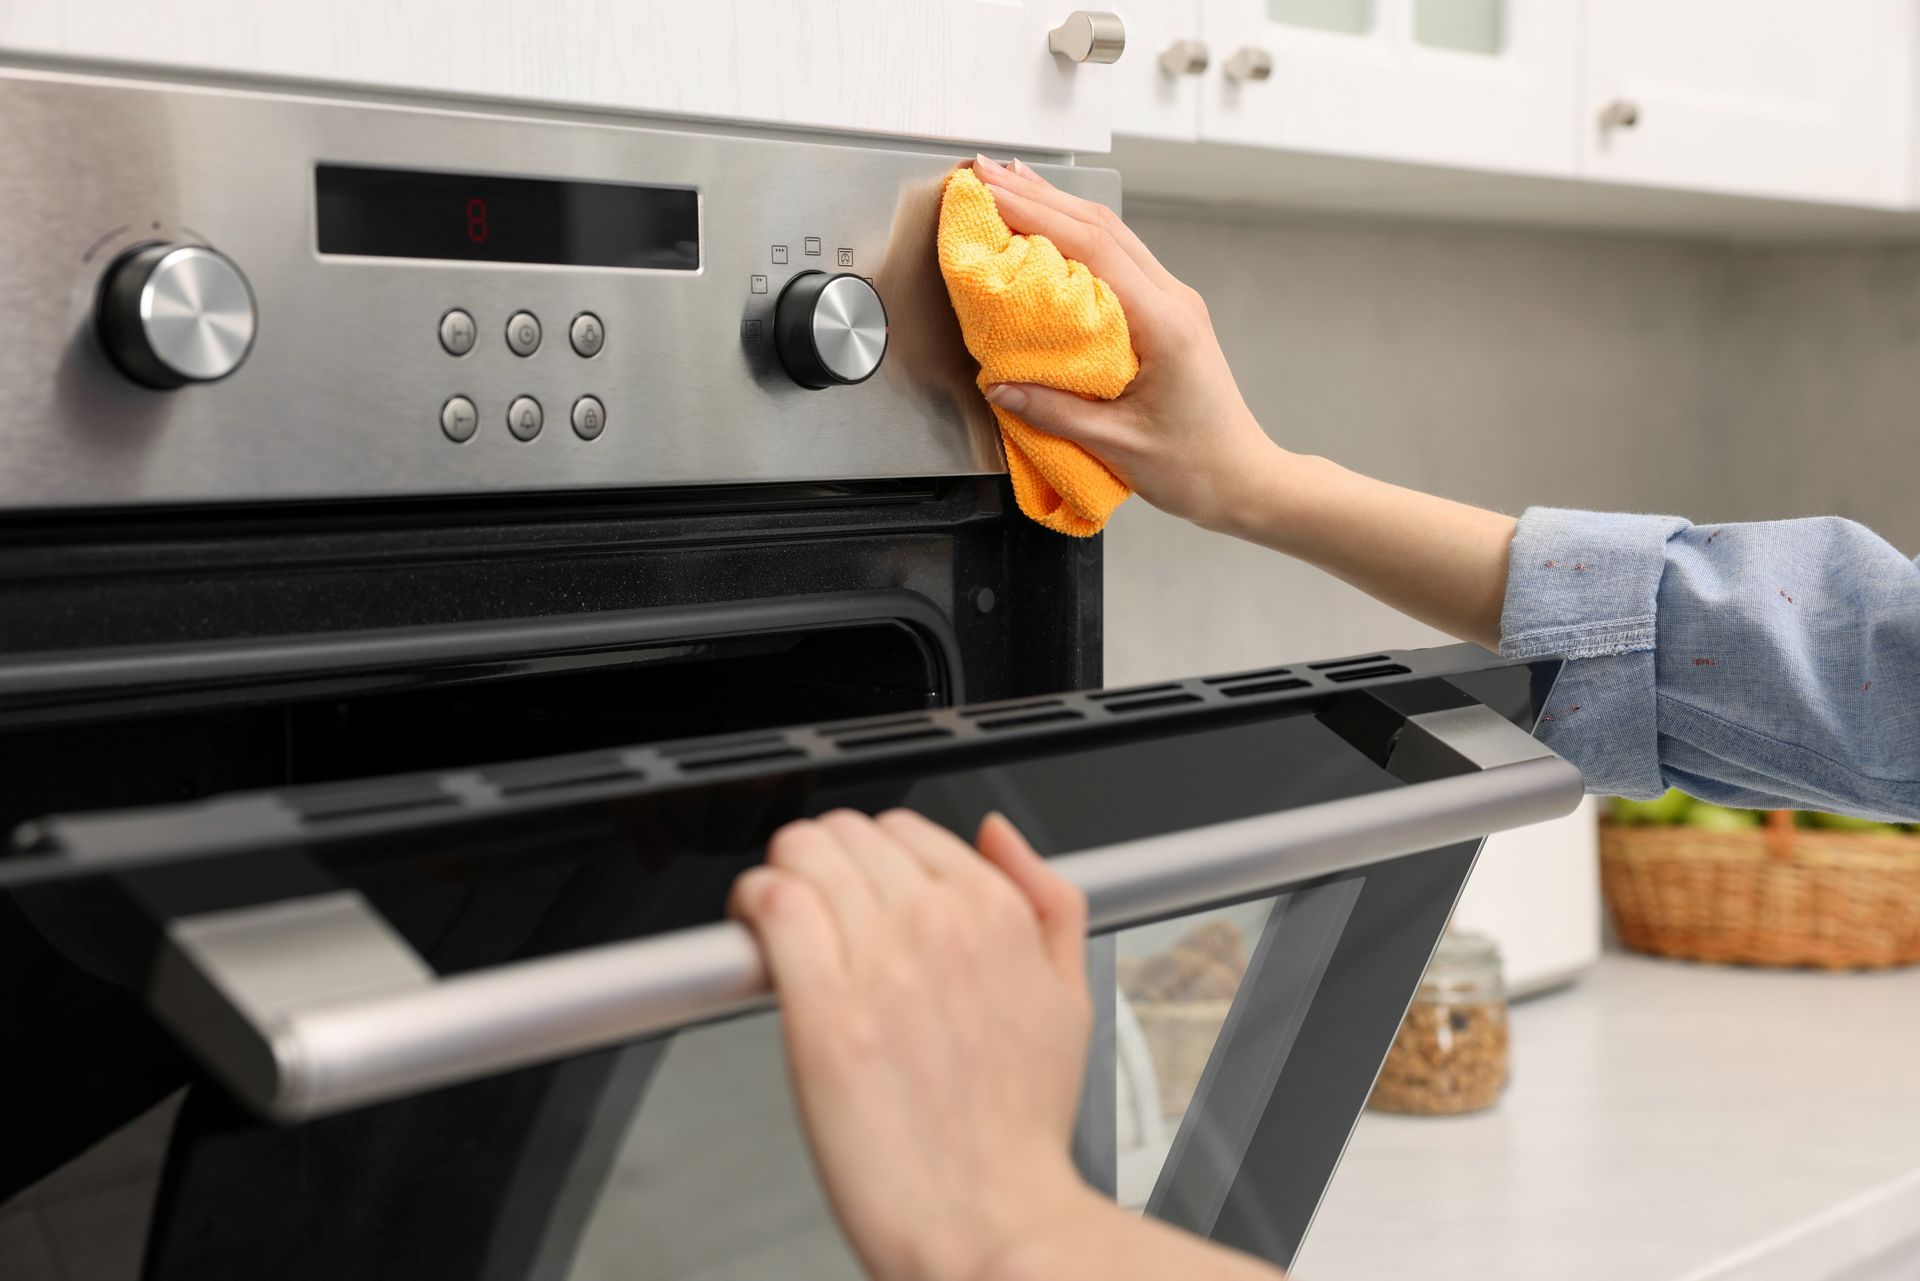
1764,809,1798,862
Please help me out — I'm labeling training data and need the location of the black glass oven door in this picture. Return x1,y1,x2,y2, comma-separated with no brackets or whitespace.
1,645,1575,1279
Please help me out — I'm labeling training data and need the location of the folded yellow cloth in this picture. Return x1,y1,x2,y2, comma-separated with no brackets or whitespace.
936,168,1138,537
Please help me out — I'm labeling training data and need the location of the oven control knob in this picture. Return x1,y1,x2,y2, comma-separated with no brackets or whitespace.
96,242,258,389
773,271,888,389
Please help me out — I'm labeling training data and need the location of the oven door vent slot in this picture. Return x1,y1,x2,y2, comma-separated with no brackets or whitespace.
1324,663,1412,684
976,708,1085,732
822,715,933,737
1204,667,1293,685
1219,677,1311,698
677,746,809,772
660,734,786,759
1090,683,1182,703
489,756,643,798
835,727,953,751
1104,692,1205,714
289,781,457,824
1309,655,1390,671
961,698,1063,719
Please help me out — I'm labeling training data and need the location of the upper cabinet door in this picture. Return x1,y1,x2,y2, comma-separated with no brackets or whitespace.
1111,0,1206,142
1194,0,1578,176
0,1,1120,153
1580,0,1911,206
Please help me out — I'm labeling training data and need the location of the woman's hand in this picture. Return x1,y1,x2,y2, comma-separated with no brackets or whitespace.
968,153,1286,535
728,809,1106,1281
970,152,1518,653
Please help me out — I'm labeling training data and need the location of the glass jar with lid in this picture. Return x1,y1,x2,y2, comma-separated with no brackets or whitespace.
1368,930,1510,1115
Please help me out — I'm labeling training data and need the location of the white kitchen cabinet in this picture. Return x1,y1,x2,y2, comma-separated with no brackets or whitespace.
1192,0,1579,177
0,0,1121,153
1110,0,1205,142
1581,1,1912,207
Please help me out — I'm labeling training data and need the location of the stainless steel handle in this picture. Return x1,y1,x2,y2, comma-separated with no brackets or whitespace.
1598,98,1640,130
1049,11,1127,64
1159,38,1209,77
1224,45,1274,83
150,704,1580,1121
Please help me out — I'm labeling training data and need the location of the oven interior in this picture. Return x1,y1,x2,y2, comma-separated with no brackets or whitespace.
0,618,949,842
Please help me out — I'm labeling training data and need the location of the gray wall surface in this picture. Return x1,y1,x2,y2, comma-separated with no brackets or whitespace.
1104,203,1918,684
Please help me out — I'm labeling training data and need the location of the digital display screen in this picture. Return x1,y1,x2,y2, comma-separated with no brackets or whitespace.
315,165,699,270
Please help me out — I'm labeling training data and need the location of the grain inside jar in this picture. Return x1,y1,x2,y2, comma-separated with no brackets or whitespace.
1368,930,1510,1116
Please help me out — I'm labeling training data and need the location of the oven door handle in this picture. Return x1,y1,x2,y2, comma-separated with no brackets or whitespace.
150,704,1582,1121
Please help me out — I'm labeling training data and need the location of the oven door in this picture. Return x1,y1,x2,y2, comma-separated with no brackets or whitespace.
0,641,1576,1280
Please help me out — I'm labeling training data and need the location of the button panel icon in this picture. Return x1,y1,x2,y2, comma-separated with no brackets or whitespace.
572,395,606,441
569,312,604,358
507,395,544,441
440,395,478,442
439,309,476,356
505,311,542,357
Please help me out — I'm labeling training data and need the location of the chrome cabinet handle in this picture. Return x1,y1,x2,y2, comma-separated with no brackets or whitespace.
1048,11,1127,63
1598,98,1640,130
148,704,1580,1120
1159,38,1209,77
1224,46,1274,83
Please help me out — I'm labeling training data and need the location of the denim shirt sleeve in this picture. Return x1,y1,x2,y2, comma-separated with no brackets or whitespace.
1498,507,1920,821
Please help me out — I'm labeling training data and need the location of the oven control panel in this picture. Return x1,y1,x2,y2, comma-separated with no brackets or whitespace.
0,66,1120,510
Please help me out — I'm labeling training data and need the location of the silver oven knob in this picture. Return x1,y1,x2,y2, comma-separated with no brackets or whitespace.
97,242,257,389
774,271,888,389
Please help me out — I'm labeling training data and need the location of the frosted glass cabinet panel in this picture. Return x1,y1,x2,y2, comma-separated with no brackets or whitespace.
1266,0,1374,36
1197,0,1578,177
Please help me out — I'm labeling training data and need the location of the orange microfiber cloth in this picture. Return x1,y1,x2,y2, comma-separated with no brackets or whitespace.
936,168,1138,537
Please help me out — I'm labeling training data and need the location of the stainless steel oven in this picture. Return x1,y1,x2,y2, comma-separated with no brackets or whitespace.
0,64,1581,1280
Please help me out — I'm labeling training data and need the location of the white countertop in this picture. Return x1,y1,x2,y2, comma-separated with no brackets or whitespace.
1293,953,1920,1281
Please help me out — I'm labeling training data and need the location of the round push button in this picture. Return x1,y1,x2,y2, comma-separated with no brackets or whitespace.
572,395,606,440
439,309,476,356
441,395,478,443
507,395,544,441
569,313,605,358
505,311,542,357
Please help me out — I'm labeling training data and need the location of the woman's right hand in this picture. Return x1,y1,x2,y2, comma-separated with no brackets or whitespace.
969,154,1287,535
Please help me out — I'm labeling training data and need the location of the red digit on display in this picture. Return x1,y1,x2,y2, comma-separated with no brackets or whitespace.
466,197,489,244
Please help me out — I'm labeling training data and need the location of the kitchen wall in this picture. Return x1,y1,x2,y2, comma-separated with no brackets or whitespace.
1101,204,1920,989
1104,202,1920,682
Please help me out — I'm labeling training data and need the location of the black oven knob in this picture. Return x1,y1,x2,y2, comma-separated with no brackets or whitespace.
773,271,888,389
96,242,258,389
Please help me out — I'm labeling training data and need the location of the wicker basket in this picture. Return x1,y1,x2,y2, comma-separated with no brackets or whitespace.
1599,811,1920,969
1127,998,1234,1118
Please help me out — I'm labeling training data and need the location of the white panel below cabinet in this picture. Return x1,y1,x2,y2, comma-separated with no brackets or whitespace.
0,0,1117,153
1106,133,1920,243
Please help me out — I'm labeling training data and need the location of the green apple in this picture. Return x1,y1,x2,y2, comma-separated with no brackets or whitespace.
1610,790,1694,826
1684,804,1764,831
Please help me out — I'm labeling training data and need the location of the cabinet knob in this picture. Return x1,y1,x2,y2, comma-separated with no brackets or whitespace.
1158,38,1209,77
1224,46,1274,83
1598,98,1640,130
1048,11,1126,64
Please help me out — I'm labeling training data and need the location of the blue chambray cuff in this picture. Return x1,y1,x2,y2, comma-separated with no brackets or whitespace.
1498,507,1692,798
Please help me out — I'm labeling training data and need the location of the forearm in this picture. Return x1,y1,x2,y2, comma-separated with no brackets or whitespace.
1222,450,1517,651
978,1188,1287,1281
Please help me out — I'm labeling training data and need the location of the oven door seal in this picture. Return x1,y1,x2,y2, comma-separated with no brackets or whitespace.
0,589,965,726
